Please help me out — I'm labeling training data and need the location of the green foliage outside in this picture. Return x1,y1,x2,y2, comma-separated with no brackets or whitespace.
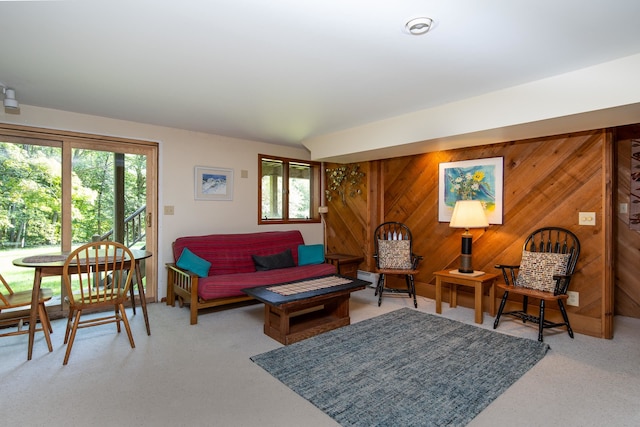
0,246,62,294
0,142,147,295
0,143,64,246
0,142,146,247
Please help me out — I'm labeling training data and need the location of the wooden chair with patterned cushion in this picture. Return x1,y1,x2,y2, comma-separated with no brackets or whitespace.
373,222,423,308
493,227,580,342
0,272,53,355
62,241,136,365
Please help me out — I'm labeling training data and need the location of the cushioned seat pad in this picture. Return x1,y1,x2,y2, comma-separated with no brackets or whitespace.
173,230,306,275
197,263,337,300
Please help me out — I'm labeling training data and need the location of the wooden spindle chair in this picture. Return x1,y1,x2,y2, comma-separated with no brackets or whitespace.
62,241,136,365
493,227,580,342
373,222,423,308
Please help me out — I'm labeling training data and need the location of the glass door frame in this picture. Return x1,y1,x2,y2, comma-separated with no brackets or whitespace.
0,124,158,319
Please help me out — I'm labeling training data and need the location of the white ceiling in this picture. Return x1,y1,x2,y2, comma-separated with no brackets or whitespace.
2,1,640,158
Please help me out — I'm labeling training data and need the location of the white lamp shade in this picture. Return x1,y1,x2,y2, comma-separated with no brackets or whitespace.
449,200,489,229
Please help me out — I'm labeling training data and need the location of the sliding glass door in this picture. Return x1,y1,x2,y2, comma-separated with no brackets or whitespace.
0,137,64,314
0,127,158,319
70,149,148,249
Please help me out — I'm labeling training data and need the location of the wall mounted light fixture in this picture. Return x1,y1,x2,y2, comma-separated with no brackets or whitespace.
1,82,20,110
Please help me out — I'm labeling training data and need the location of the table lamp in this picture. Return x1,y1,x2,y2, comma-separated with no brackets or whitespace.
449,200,489,274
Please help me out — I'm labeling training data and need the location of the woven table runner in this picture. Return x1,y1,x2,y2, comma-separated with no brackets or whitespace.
267,276,353,296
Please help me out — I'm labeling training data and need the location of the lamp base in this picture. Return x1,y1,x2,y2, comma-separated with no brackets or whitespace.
459,238,473,273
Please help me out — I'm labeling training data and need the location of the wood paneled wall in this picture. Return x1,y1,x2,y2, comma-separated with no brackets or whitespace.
615,125,640,318
325,130,613,338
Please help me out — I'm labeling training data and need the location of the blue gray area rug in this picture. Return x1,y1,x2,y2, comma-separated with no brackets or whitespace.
251,308,549,427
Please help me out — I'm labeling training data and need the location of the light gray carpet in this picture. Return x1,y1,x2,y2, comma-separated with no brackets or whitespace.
2,291,639,426
251,308,549,427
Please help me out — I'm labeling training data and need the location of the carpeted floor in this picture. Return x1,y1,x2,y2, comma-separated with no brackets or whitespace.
2,290,639,426
251,308,549,427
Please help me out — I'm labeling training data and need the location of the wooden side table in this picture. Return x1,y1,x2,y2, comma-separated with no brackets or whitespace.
433,270,498,324
324,253,364,279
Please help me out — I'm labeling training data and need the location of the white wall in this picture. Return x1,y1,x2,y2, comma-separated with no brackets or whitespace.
304,53,640,162
0,106,324,299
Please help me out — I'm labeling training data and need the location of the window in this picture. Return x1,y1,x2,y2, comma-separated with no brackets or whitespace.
0,125,158,322
259,154,321,224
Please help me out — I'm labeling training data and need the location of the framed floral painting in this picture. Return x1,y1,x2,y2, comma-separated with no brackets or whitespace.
438,157,503,224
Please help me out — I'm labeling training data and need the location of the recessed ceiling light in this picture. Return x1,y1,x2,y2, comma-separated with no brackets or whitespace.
405,17,433,35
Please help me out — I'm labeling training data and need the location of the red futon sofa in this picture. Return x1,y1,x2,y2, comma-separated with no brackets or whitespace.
166,230,336,324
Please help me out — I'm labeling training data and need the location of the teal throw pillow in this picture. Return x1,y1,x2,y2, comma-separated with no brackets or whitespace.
298,244,325,266
176,248,211,278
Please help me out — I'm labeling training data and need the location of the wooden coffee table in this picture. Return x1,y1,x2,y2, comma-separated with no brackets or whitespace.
243,275,368,345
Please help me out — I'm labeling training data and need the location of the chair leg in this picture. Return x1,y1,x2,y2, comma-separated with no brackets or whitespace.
522,296,529,323
37,302,53,352
129,274,137,315
119,303,135,349
407,274,418,308
114,306,122,333
377,274,385,306
537,300,546,342
494,291,509,329
376,273,418,307
64,308,75,344
557,300,575,339
41,306,53,333
63,310,82,365
403,275,412,297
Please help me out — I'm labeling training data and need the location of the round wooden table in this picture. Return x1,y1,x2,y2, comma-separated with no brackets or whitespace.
13,249,152,360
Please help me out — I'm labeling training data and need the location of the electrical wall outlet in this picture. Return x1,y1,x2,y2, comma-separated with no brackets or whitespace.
566,291,579,306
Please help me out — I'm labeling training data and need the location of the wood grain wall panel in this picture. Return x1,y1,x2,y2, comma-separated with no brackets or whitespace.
615,129,640,318
324,162,370,270
325,130,615,337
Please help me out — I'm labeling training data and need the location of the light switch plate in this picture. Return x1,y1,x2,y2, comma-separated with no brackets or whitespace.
578,212,595,226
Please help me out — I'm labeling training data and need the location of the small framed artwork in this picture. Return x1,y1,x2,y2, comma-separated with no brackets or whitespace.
438,157,503,224
194,166,234,201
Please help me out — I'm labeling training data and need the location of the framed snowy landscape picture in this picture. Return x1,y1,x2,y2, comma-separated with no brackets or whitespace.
195,166,234,201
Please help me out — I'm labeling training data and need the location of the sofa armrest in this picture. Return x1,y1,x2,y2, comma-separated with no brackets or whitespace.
166,263,201,323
